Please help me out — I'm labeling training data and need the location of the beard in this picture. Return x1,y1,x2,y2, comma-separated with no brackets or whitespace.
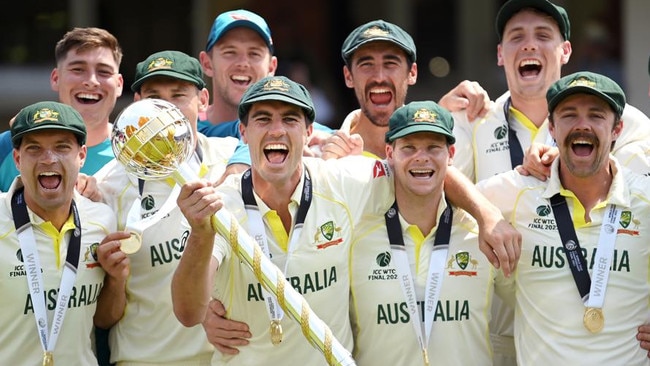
360,106,391,127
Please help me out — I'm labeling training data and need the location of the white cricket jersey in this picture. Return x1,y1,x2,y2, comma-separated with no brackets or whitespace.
210,156,393,365
0,178,116,365
453,92,650,183
349,198,496,366
453,91,650,366
95,134,238,364
478,157,650,365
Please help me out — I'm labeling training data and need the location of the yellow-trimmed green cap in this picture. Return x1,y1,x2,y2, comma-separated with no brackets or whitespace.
496,0,570,41
341,20,416,64
386,101,455,144
12,101,86,147
546,71,625,116
131,50,206,92
238,76,315,121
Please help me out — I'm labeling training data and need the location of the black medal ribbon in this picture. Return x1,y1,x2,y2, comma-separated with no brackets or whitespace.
550,193,591,299
11,187,82,271
241,165,312,227
503,97,524,167
385,199,453,247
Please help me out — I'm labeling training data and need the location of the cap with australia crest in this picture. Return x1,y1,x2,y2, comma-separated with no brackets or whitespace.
131,50,206,92
205,9,274,53
546,71,626,116
341,20,416,64
11,101,87,147
385,101,455,144
238,76,315,122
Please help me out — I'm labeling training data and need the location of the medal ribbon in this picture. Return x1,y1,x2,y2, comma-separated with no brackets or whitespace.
503,97,524,167
503,97,555,168
241,166,312,323
550,194,620,309
385,199,452,365
11,187,81,356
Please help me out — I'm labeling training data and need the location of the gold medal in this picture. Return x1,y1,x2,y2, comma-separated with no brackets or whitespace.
583,307,604,333
270,320,283,345
43,351,53,366
120,232,142,254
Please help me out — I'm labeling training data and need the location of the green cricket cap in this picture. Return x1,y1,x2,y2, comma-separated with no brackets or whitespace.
131,50,206,92
12,101,86,147
546,71,625,116
238,76,315,122
341,20,416,65
386,101,455,144
496,0,570,41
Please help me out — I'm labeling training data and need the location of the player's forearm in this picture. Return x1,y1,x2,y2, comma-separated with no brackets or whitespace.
94,275,127,329
171,230,216,327
443,166,496,221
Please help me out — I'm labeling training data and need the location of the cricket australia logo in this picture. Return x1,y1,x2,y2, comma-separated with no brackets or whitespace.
446,250,478,277
313,220,343,249
618,210,640,236
84,243,101,269
321,221,334,241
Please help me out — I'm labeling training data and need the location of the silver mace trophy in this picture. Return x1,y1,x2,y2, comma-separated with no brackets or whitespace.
111,99,355,366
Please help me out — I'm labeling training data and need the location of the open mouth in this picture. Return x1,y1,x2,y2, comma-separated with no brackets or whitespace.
231,75,252,87
369,87,393,105
264,143,289,164
567,132,598,157
518,59,541,78
39,172,62,190
409,168,434,178
571,138,595,157
76,92,102,105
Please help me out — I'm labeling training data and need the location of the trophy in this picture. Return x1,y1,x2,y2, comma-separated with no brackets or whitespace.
111,99,355,366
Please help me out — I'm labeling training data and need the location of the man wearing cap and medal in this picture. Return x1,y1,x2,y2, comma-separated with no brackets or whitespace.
446,1,650,364
172,75,394,365
348,100,499,366
478,71,650,365
0,101,125,365
92,50,240,365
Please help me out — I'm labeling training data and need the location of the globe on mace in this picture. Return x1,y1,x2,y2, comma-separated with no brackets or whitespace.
111,98,194,182
110,98,194,254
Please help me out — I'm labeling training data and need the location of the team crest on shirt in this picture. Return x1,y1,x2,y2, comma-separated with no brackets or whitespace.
526,204,557,231
366,251,398,281
494,124,508,140
7,249,28,277
141,194,160,218
84,242,101,268
483,124,509,154
446,250,478,277
618,210,640,236
313,220,343,249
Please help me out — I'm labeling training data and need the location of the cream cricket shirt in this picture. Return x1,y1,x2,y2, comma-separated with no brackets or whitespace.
0,179,116,365
453,92,650,366
349,198,496,366
478,158,650,365
210,156,393,366
95,134,238,364
453,92,555,183
453,92,650,183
